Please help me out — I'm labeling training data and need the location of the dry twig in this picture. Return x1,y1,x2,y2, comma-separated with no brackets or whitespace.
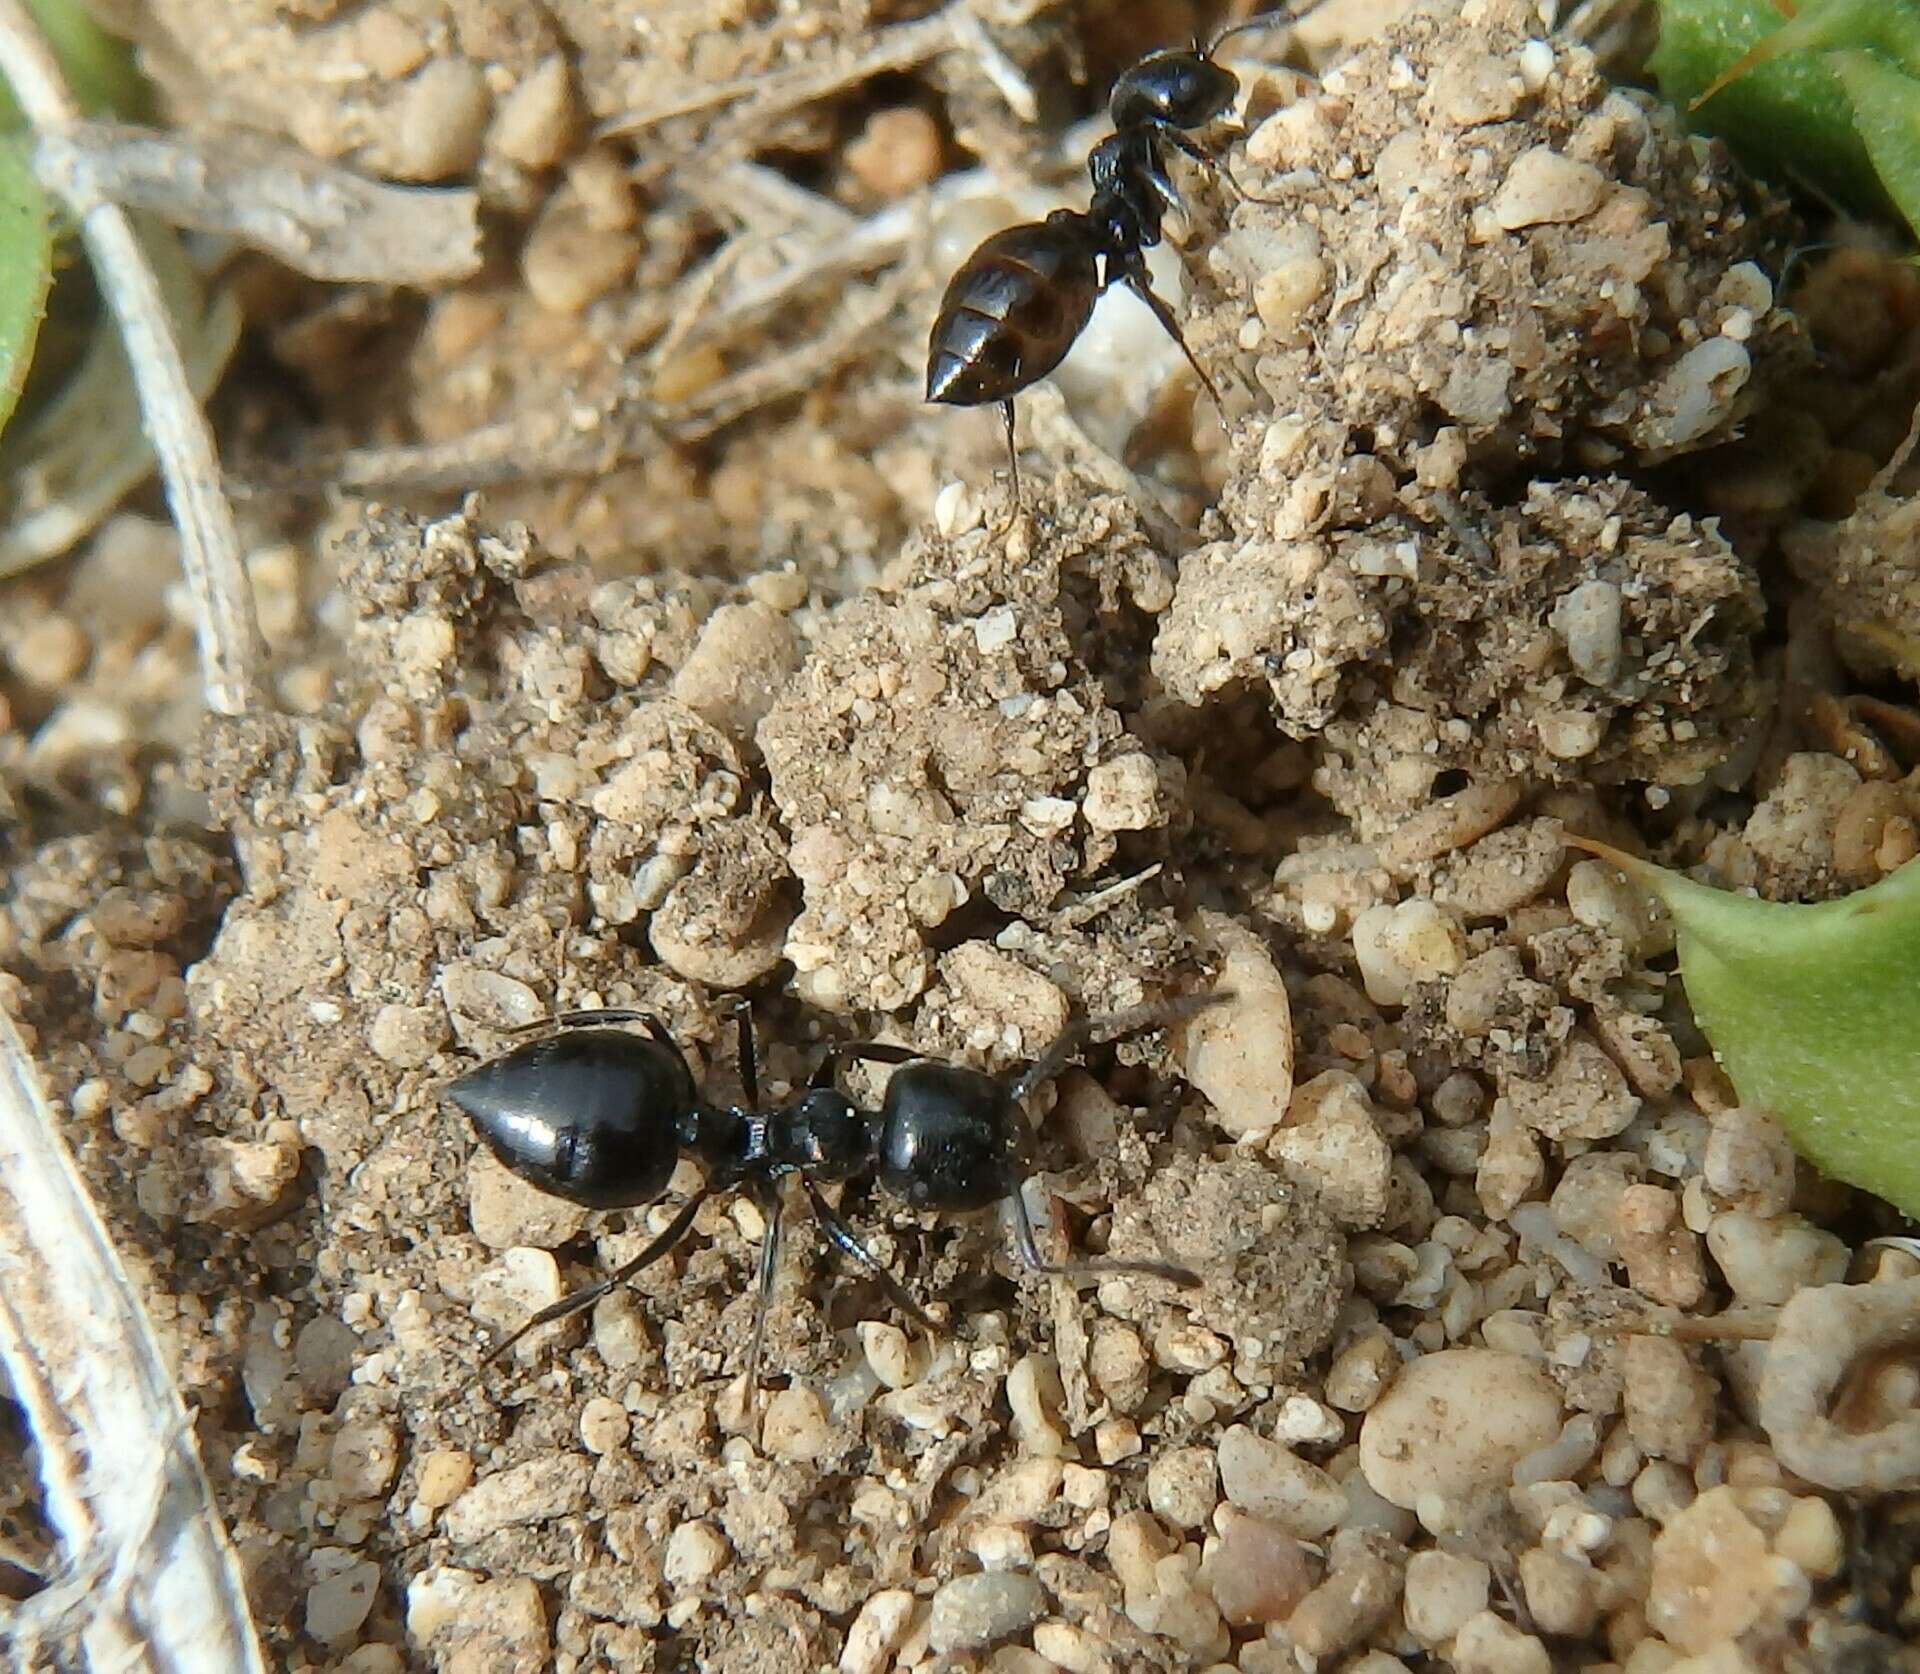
0,0,263,715
0,1005,266,1674
35,121,482,286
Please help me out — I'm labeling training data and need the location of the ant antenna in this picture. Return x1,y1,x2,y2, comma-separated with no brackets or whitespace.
1202,0,1331,59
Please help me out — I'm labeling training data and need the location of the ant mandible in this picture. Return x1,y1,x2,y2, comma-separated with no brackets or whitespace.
926,9,1302,503
448,998,1205,1391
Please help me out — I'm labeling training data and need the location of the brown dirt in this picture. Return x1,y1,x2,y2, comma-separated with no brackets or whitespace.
4,1,1920,1671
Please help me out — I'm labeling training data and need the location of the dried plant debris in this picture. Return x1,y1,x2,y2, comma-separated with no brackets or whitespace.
5,0,1920,1671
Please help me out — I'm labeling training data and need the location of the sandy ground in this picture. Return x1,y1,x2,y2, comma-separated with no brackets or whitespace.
3,1,1920,1670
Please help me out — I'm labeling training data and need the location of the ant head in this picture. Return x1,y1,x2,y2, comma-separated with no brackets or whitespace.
1110,47,1240,132
784,1087,871,1179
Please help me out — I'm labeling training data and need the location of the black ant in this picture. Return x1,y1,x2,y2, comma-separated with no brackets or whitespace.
448,999,1206,1391
927,10,1302,503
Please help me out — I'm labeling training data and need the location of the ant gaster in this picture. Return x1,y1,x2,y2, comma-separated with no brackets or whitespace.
449,1000,1204,1389
927,14,1290,501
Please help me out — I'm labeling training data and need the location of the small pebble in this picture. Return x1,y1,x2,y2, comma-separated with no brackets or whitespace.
1202,1507,1318,1626
1403,1549,1490,1645
1647,1486,1775,1651
927,1571,1046,1654
305,1551,381,1646
845,106,943,196
1491,146,1605,228
413,1450,473,1511
387,57,491,181
839,1590,914,1674
490,55,577,169
762,1386,831,1462
442,1454,591,1545
1146,1446,1220,1530
1217,1426,1346,1536
329,1416,400,1500
1358,1349,1565,1516
579,1396,629,1455
1451,1609,1552,1674
466,1149,590,1251
663,1520,730,1589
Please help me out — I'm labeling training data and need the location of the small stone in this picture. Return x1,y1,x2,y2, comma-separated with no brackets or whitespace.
1452,1609,1552,1674
388,57,491,181
1007,1355,1067,1457
1773,1497,1844,1580
579,1396,629,1455
406,1570,547,1661
1088,1322,1149,1412
1491,147,1605,229
306,1551,380,1646
663,1520,730,1589
466,1149,590,1251
1146,1446,1219,1530
1270,1070,1393,1230
1217,1426,1346,1536
1647,1486,1773,1651
1352,900,1467,1006
522,205,639,313
671,601,801,742
840,1588,916,1674
1705,1209,1849,1305
1359,1350,1564,1515
491,55,577,169
1518,1546,1599,1638
330,1416,400,1499
7,613,90,687
860,1320,918,1389
1404,1549,1490,1646
414,1450,473,1511
762,1386,831,1462
1622,1336,1717,1462
1505,1038,1640,1141
1202,1507,1318,1626
368,1003,450,1068
443,1454,591,1545
845,106,944,196
1550,580,1624,686
1084,752,1170,833
1183,917,1295,1138
927,1571,1046,1654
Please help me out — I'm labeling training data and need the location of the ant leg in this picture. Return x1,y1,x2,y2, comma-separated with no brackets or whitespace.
1001,400,1022,508
1006,992,1231,1105
481,1190,708,1365
1115,264,1226,419
508,1008,678,1052
741,1180,784,1396
1161,127,1289,211
800,1177,941,1337
717,996,760,1109
1008,1178,1201,1288
809,1041,919,1091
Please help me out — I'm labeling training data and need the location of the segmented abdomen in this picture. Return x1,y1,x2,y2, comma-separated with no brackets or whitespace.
926,220,1099,407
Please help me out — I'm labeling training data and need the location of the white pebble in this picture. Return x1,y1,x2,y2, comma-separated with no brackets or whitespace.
1358,1350,1564,1517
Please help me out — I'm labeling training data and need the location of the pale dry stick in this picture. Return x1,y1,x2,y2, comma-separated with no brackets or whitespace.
0,0,264,716
947,7,1040,124
601,0,1018,143
0,1005,268,1674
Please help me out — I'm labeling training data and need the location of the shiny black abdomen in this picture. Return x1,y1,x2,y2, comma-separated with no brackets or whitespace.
449,1028,694,1209
926,218,1100,408
876,1062,1022,1211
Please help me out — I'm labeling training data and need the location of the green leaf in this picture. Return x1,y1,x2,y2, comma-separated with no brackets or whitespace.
0,213,239,575
0,0,149,131
1650,0,1903,220
0,135,52,438
1573,839,1920,1220
1830,49,1920,245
